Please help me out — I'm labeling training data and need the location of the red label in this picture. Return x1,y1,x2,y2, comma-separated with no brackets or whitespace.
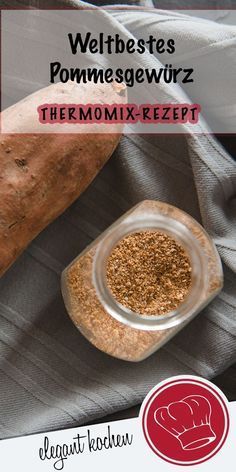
141,376,229,466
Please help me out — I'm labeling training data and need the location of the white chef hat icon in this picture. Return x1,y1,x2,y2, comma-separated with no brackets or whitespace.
154,395,216,450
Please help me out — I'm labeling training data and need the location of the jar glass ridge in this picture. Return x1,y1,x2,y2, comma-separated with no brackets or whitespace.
93,213,208,331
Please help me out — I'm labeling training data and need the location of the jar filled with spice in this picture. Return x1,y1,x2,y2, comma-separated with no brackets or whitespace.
61,201,223,362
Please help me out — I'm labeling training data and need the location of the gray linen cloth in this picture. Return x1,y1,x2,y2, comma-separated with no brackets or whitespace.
0,0,236,438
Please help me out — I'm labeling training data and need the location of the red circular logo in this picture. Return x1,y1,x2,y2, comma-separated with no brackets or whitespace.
141,376,229,466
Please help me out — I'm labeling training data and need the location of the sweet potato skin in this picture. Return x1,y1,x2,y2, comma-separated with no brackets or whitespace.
0,82,126,276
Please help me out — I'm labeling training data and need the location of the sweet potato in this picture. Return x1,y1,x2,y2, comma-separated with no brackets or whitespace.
0,81,126,276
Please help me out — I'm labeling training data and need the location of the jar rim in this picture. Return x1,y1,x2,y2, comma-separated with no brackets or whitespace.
92,212,208,331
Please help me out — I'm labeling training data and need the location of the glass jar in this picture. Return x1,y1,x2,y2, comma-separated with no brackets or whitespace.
61,200,223,362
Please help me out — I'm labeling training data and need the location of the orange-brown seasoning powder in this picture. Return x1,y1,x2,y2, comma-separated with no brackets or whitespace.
106,231,192,315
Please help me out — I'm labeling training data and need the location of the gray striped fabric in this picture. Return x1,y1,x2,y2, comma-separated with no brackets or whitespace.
0,0,236,438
